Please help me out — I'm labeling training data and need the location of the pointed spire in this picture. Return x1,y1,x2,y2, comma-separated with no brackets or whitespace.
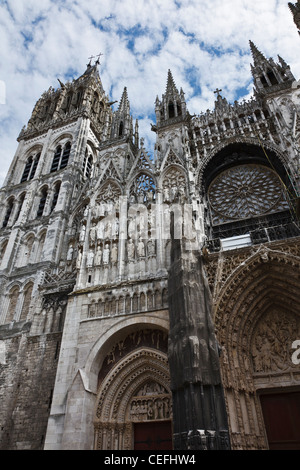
288,1,300,35
249,40,267,65
118,87,130,113
166,69,179,95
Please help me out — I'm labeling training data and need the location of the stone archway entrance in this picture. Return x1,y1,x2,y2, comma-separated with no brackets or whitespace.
93,329,172,450
212,245,300,450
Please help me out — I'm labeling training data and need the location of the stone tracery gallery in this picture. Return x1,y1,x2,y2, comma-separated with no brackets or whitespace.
0,1,300,451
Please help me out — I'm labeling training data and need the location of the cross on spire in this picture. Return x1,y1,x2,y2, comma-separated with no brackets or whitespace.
87,53,104,67
214,88,222,97
87,55,96,66
95,53,104,65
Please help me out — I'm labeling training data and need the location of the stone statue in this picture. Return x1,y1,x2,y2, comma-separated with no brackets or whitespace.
111,243,118,264
89,223,96,244
67,244,74,261
137,238,145,258
95,245,102,266
86,249,94,268
103,244,110,265
79,224,86,242
127,239,135,261
76,250,82,269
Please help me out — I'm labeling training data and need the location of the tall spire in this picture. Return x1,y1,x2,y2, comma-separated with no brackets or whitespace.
289,1,300,35
155,70,187,128
166,69,179,95
249,40,267,66
111,87,133,140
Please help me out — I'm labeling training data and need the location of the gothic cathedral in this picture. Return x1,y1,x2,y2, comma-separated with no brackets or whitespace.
1,2,300,451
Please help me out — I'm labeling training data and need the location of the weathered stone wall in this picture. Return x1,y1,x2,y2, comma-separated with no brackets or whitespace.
0,321,61,450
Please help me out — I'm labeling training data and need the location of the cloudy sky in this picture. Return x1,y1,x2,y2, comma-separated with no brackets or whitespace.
0,0,300,187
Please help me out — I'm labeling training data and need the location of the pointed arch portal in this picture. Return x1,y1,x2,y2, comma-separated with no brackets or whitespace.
93,347,172,450
214,247,300,450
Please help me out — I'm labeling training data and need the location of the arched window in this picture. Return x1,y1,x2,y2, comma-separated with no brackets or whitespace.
168,101,175,119
50,142,71,173
60,142,71,169
23,235,35,265
36,231,46,263
51,146,62,172
2,197,15,228
37,187,48,218
267,69,278,86
6,286,20,323
50,182,61,213
119,121,124,136
82,149,93,179
19,283,34,322
21,156,33,182
14,192,26,224
0,239,8,265
21,153,40,183
176,102,182,116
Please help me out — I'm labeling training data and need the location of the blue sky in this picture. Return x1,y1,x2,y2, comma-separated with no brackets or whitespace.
0,0,300,187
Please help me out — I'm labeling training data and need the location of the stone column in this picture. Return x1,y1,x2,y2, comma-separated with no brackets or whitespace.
167,237,231,450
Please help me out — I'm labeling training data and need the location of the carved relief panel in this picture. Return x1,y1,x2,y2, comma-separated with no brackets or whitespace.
251,309,300,374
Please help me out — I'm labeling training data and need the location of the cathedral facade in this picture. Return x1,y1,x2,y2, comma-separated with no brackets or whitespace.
0,2,300,451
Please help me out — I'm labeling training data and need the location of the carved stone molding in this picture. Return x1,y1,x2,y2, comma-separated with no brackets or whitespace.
94,347,171,450
213,244,300,450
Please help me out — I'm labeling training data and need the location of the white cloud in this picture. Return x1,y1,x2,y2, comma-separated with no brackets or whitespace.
0,0,300,187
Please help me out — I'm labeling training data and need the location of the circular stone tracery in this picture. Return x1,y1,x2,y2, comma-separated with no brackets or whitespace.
208,164,287,222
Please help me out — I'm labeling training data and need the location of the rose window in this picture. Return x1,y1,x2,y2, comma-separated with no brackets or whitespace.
208,164,289,224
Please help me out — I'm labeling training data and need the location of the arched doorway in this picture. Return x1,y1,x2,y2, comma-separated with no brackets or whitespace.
93,329,173,450
214,246,300,450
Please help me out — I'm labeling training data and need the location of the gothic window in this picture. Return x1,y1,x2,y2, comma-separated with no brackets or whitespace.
130,173,156,203
177,102,182,116
2,197,15,228
267,70,278,86
208,164,289,225
50,142,71,172
0,239,8,265
50,182,61,213
6,286,20,323
51,146,62,172
162,167,186,203
37,187,48,218
60,142,71,169
119,121,124,136
21,153,40,183
92,92,99,114
35,231,46,263
73,89,83,109
82,149,93,179
19,283,34,322
168,101,175,119
14,192,26,223
21,156,33,182
23,235,35,264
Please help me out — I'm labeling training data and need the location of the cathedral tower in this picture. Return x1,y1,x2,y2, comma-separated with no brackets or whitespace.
0,3,300,452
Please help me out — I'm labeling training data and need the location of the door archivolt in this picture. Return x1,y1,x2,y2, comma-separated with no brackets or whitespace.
93,346,172,450
213,248,300,450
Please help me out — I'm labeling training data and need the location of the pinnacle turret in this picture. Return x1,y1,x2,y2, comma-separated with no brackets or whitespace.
249,41,295,96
